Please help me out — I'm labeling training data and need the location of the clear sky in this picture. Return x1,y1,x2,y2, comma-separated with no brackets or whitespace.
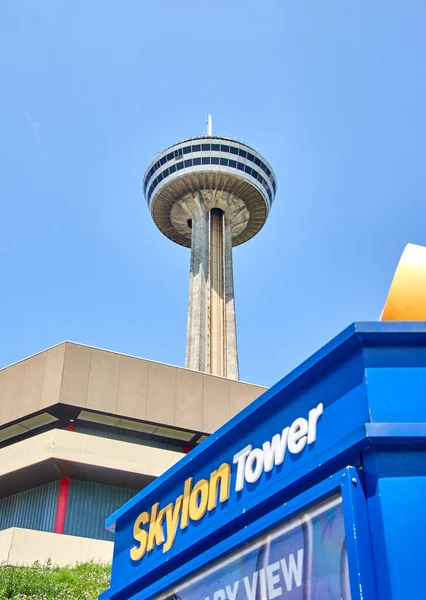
1,1,426,387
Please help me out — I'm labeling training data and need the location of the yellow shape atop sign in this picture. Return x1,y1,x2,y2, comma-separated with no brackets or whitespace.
381,243,426,321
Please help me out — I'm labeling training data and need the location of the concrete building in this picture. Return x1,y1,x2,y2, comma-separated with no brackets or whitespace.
144,116,277,380
0,342,266,565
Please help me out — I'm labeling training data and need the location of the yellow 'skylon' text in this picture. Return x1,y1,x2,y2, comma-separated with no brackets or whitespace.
130,462,231,561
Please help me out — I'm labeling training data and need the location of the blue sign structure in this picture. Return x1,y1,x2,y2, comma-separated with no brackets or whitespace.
101,323,426,600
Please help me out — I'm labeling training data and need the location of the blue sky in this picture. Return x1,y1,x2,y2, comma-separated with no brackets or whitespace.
1,1,426,387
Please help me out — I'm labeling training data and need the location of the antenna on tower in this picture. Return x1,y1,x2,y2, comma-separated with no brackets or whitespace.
206,114,212,137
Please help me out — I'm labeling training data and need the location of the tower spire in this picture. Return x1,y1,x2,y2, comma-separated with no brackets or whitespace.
206,114,212,136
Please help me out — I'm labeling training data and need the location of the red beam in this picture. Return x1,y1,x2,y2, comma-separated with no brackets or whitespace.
54,477,70,534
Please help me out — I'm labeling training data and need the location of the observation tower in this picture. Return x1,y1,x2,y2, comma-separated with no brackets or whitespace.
143,116,277,380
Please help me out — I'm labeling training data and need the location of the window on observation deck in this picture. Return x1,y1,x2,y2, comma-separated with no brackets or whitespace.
146,143,275,206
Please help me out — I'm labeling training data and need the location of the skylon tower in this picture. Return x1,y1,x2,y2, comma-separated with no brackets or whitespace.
143,117,276,380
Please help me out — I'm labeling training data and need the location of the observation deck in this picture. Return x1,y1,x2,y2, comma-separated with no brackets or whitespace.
143,136,277,248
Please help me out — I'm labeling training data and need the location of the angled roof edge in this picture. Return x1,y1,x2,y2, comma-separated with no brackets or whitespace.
1,341,265,389
0,341,67,372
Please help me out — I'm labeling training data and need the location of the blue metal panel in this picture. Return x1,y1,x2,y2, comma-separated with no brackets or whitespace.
0,480,59,533
363,448,426,599
341,467,378,600
102,323,426,600
65,480,137,541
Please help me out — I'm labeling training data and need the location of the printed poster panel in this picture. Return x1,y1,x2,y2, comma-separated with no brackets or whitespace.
161,496,350,600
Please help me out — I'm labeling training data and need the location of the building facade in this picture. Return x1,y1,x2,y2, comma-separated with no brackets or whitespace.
0,342,266,565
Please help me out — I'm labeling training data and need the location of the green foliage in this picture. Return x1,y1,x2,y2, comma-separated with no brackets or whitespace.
0,561,111,600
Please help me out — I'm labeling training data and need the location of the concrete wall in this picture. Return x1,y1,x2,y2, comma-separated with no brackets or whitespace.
0,344,65,427
0,342,266,434
0,345,267,567
0,527,112,566
0,429,183,490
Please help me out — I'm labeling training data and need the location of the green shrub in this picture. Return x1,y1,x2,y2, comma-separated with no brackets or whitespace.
0,561,111,599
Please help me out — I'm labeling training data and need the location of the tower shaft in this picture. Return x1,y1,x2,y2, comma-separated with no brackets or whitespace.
144,132,276,381
186,208,239,380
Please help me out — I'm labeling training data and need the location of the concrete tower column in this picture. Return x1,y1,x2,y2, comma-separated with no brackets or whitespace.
185,207,239,380
209,208,226,377
224,217,239,380
185,208,209,373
